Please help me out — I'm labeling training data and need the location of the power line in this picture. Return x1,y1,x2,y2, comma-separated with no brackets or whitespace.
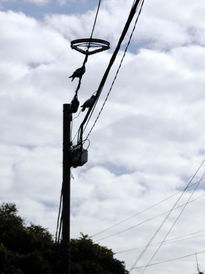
84,0,145,140
89,0,102,41
91,191,177,238
55,187,63,243
91,180,202,239
133,250,205,270
77,0,144,144
71,0,103,98
94,191,205,242
141,169,205,274
129,158,205,272
115,228,205,254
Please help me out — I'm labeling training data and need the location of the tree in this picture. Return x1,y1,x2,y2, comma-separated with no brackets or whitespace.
0,203,55,274
0,203,128,274
70,234,128,274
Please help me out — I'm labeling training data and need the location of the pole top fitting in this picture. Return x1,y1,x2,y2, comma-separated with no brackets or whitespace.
71,38,110,55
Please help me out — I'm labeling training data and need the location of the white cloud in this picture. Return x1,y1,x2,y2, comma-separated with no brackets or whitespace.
1,1,205,273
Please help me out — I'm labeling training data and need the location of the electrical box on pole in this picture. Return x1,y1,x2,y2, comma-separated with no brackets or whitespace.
70,145,88,168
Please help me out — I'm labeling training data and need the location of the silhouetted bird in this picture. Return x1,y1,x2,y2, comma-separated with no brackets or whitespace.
71,95,79,113
69,66,85,81
81,95,96,111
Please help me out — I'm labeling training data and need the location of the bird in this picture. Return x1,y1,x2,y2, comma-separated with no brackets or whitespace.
71,95,79,113
69,66,85,81
81,95,96,111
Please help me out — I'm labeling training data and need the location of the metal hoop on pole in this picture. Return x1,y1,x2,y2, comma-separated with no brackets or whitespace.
71,38,110,55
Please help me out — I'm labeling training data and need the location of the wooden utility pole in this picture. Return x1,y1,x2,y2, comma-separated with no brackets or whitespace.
62,103,72,274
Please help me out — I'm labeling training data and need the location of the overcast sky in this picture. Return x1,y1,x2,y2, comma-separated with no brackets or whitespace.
1,0,205,273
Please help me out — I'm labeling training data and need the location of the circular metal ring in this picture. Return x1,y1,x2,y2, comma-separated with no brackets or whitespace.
71,38,110,55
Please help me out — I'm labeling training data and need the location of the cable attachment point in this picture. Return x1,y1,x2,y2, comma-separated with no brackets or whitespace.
70,144,88,168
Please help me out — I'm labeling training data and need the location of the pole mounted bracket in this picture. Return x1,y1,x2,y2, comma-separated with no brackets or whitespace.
70,145,88,168
71,38,110,55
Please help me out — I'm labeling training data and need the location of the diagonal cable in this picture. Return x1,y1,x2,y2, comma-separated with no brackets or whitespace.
77,0,144,144
133,250,205,270
140,168,205,274
94,191,205,242
84,0,145,140
116,228,205,254
91,180,202,239
129,158,205,272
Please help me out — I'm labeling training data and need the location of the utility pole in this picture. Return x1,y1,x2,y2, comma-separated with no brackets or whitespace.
60,102,88,274
56,1,145,273
58,6,110,273
58,0,142,271
59,38,109,273
62,103,72,274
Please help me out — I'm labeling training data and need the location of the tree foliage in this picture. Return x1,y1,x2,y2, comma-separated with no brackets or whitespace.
0,203,128,274
71,234,128,274
0,203,54,274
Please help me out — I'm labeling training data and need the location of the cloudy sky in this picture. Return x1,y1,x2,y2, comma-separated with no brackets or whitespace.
1,0,205,273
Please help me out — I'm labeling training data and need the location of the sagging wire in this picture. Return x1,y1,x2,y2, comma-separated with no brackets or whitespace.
91,191,178,238
71,110,83,143
82,0,144,138
73,109,82,120
116,228,205,254
140,168,205,274
195,252,204,273
77,0,144,146
70,0,102,104
129,158,205,272
94,191,205,242
91,180,203,239
83,138,91,150
84,0,145,141
55,187,63,243
89,0,102,42
133,250,205,270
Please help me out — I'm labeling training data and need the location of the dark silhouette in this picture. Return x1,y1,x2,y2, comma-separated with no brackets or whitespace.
81,94,96,111
0,203,128,274
196,253,204,274
71,95,80,113
69,66,85,81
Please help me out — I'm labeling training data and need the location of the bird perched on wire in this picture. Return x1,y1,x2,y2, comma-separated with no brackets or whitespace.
81,94,96,111
70,95,79,113
69,65,86,81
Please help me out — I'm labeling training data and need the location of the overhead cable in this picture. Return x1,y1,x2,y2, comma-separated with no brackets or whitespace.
94,191,205,242
91,180,201,239
72,0,102,98
115,228,205,254
129,158,205,272
133,250,205,269
55,187,63,243
89,0,102,41
77,0,144,144
85,0,145,140
141,168,205,274
91,190,177,238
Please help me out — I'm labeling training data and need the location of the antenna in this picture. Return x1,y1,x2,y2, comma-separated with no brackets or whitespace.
195,253,204,274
